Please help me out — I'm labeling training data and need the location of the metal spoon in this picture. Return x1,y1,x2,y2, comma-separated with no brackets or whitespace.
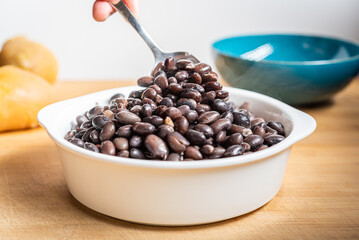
109,0,199,73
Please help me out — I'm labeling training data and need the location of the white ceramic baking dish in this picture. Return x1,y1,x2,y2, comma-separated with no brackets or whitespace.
38,86,316,226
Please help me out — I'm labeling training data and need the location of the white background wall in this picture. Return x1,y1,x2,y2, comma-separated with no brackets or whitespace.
0,0,358,80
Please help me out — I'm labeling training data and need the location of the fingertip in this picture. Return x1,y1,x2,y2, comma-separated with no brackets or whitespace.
93,1,114,22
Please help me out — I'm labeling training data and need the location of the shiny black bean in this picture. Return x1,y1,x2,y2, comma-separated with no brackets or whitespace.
180,89,202,102
251,118,265,128
130,148,145,159
110,93,125,102
175,71,189,81
215,130,227,143
253,125,266,138
210,118,232,134
160,97,173,107
183,83,205,94
166,107,182,120
148,84,162,95
186,110,199,123
151,62,164,76
142,87,157,100
82,127,95,142
100,140,116,155
256,145,269,151
184,146,203,160
129,89,144,99
190,72,202,84
265,126,278,135
244,135,264,149
154,75,168,90
64,130,76,140
213,147,226,156
241,142,251,151
167,131,190,153
177,98,197,110
164,57,175,71
157,124,174,139
116,125,132,138
137,76,154,87
203,81,222,91
221,111,234,123
87,106,103,118
194,63,211,75
81,120,93,129
145,134,169,160
264,134,285,146
89,129,100,144
212,99,229,113
233,112,250,128
167,153,181,161
194,124,214,138
154,105,168,118
117,150,130,158
168,76,177,84
99,122,115,141
175,59,195,70
202,71,218,82
168,83,182,95
70,138,85,148
132,122,156,135
140,104,152,117
185,130,206,146
150,115,164,127
267,121,285,136
201,91,216,104
178,105,190,115
175,116,189,135
130,105,142,116
76,115,88,126
197,111,220,124
74,129,86,139
226,133,243,146
129,135,142,148
84,142,99,152
201,144,214,156
223,145,245,157
113,137,129,150
215,90,229,99
196,104,211,115
116,111,141,125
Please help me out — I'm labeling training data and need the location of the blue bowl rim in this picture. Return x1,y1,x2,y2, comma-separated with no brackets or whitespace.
212,33,359,65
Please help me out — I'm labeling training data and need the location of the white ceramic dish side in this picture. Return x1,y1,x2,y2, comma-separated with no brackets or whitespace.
38,86,316,226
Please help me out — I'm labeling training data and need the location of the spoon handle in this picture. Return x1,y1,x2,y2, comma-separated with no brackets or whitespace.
110,0,164,58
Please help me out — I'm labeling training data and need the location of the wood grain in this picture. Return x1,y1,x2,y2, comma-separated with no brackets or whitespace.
0,79,358,240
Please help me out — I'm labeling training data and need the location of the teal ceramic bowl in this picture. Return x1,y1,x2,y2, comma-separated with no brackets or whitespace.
212,34,359,105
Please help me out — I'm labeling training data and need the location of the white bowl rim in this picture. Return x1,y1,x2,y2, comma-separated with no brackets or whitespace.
38,86,316,169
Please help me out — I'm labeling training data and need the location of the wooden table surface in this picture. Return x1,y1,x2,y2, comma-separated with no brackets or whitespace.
0,79,358,240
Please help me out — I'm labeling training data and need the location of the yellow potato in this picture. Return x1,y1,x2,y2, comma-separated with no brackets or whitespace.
0,36,58,84
0,65,54,132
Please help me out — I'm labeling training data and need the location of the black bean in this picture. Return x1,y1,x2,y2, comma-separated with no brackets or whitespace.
74,129,86,139
157,124,174,139
81,120,93,129
154,75,168,90
89,129,100,144
177,98,197,110
197,111,220,124
256,145,269,151
175,116,189,135
116,125,132,138
196,104,211,115
70,138,85,148
160,97,173,107
113,137,129,150
265,126,278,135
221,111,234,122
150,115,164,127
175,71,189,81
241,142,251,152
148,84,162,95
253,125,266,138
167,153,181,161
130,105,142,115
189,72,202,84
244,135,264,149
194,63,211,75
100,141,116,155
145,134,169,160
215,90,229,99
154,69,166,78
213,147,226,156
264,134,285,146
183,83,205,94
110,93,125,102
129,89,144,99
84,142,100,152
129,135,143,148
166,107,182,120
251,118,265,128
178,105,191,115
203,81,222,91
116,111,141,125
212,99,229,113
175,59,194,70
201,145,214,156
202,91,216,104
223,145,245,157
87,106,103,118
64,130,76,140
167,131,190,153
142,87,157,100
154,105,168,118
151,62,164,76
164,57,175,71
168,83,182,95
267,121,285,136
130,148,145,159
168,76,177,84
184,146,203,160
225,133,243,146
82,127,95,142
210,118,231,134
99,122,115,141
137,76,154,87
185,130,206,146
180,89,202,103
117,150,130,158
132,122,156,135
233,112,250,128
76,115,88,126
202,71,218,82
185,110,199,123
215,130,227,143
140,104,152,117
194,124,214,138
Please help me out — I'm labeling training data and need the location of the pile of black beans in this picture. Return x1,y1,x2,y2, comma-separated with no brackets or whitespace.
65,57,286,161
